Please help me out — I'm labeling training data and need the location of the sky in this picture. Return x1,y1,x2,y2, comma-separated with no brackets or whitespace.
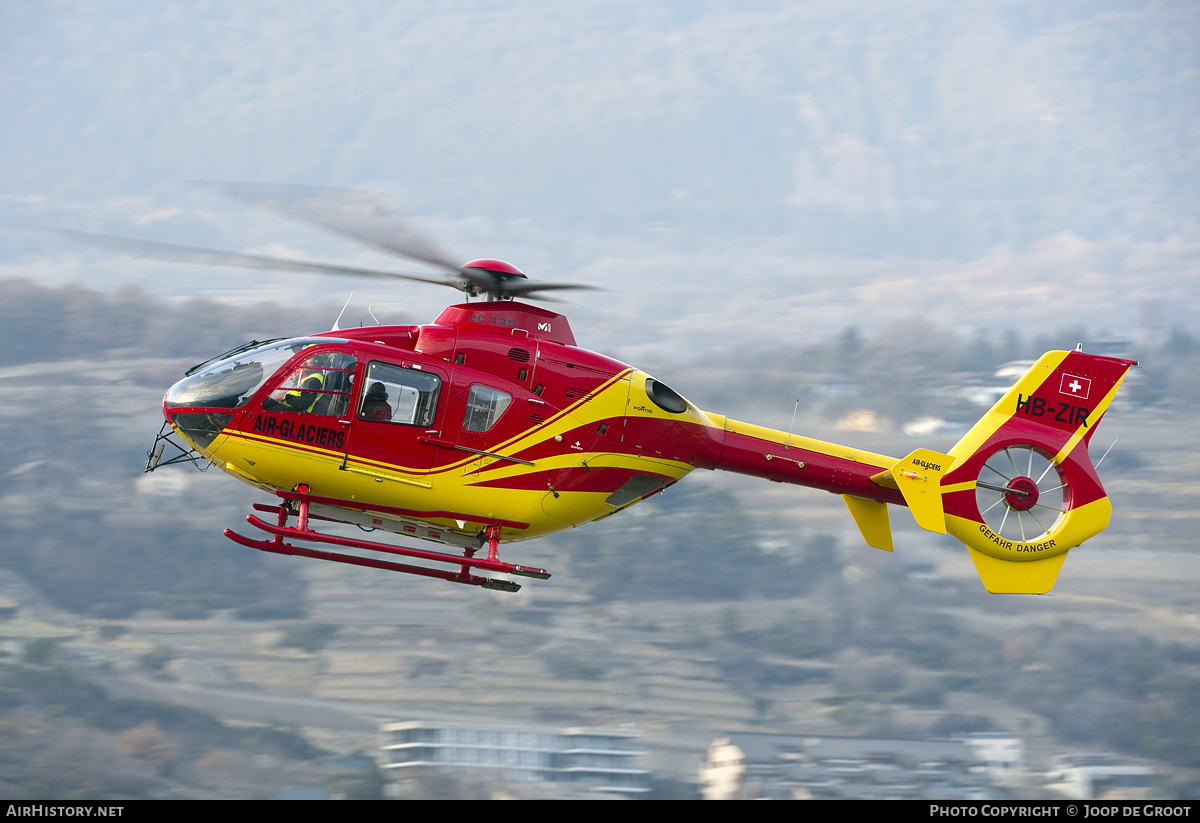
2,0,1197,355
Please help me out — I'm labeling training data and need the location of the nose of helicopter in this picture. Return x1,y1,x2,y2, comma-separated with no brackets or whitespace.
164,407,235,453
159,337,301,454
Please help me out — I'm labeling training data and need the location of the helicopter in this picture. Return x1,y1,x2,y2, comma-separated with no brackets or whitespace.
68,184,1138,595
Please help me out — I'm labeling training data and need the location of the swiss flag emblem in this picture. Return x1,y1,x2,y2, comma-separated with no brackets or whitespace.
1060,374,1092,400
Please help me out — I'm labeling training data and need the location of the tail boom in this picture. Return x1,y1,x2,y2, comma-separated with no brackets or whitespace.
703,414,904,505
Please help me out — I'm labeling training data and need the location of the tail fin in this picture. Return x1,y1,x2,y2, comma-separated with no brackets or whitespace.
888,350,1137,594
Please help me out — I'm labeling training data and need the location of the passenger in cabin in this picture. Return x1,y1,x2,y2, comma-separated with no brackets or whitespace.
360,381,393,421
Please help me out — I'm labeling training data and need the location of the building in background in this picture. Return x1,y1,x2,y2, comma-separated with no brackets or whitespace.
699,732,1024,800
1042,754,1157,801
379,720,648,798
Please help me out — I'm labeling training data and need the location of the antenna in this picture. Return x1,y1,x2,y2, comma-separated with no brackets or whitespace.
368,302,406,325
1095,438,1118,469
331,293,354,331
785,399,799,449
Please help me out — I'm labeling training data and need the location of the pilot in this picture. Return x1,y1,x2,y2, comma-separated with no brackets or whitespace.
282,370,325,414
360,381,392,421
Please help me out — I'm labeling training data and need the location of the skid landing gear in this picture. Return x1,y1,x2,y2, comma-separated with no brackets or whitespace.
223,488,550,592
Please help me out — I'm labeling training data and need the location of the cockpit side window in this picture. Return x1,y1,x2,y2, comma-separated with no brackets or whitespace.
264,351,358,416
358,362,441,426
462,385,512,432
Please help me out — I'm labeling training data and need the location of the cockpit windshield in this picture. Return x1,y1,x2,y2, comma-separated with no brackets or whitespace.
166,338,349,409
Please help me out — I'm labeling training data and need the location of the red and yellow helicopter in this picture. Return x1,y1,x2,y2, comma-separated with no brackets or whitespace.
69,185,1137,595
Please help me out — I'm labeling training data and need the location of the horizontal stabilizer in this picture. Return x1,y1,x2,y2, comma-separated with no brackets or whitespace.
842,495,893,552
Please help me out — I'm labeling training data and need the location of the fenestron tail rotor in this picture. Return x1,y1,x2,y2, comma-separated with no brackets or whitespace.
973,444,1069,544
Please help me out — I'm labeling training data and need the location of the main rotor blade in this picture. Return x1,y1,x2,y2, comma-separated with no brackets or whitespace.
57,229,462,289
503,280,601,298
197,183,604,301
200,182,463,274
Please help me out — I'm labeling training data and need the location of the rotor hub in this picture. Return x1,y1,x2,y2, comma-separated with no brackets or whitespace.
1004,476,1039,511
462,259,526,278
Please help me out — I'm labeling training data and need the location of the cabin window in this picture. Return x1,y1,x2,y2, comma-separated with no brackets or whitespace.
264,351,358,416
358,361,442,426
462,385,512,433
